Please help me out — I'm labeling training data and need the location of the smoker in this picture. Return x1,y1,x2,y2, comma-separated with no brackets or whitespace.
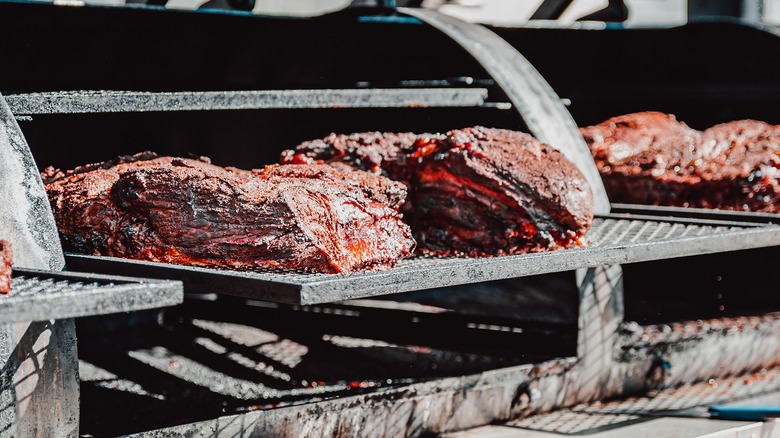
2,2,780,437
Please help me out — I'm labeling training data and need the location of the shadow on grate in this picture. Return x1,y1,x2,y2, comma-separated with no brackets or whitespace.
504,367,780,435
577,368,780,416
505,411,649,435
76,294,576,437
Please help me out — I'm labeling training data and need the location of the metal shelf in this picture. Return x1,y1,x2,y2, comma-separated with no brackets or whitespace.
4,88,489,115
0,268,183,323
64,214,780,305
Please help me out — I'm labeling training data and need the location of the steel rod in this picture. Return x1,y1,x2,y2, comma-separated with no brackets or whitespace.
4,88,489,115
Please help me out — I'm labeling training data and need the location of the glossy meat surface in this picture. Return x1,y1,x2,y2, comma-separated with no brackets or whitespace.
282,126,595,256
581,112,780,212
45,154,415,274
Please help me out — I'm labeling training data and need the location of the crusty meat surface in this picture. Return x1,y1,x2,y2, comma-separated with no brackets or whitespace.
45,153,415,274
0,240,11,294
282,126,595,257
581,112,780,212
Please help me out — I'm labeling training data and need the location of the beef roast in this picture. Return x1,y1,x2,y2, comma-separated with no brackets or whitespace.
282,126,595,257
0,240,11,294
581,112,780,212
45,153,415,274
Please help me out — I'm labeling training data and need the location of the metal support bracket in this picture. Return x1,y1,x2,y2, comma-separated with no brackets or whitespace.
0,92,79,437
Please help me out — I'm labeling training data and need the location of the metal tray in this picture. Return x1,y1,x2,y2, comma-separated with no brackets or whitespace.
63,212,780,305
0,269,183,323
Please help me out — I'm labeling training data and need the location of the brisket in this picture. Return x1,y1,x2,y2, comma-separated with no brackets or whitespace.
282,126,595,256
581,112,780,212
45,154,415,274
0,240,11,294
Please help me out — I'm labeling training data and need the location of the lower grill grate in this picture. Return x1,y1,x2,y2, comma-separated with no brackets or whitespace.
0,269,182,323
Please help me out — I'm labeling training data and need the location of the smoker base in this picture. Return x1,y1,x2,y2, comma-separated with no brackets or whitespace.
451,368,780,437
76,293,780,437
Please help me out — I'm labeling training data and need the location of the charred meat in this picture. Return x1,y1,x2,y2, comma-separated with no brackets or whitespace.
282,126,595,256
44,153,415,274
581,112,780,212
0,240,11,294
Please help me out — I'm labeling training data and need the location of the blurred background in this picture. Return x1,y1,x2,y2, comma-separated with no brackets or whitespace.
65,0,780,27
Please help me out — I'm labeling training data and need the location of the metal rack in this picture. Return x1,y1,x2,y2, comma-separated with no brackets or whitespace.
0,269,182,324
66,214,780,304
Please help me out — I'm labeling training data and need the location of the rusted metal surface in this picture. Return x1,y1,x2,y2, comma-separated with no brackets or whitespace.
64,215,780,304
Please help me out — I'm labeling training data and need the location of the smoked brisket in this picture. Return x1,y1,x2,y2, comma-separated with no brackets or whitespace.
282,126,595,256
45,154,415,274
581,112,780,212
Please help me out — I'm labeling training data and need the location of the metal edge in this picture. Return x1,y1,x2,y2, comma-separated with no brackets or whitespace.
611,203,780,224
118,356,579,438
0,280,183,324
62,223,780,306
64,253,303,303
13,266,183,286
3,88,489,114
299,226,780,304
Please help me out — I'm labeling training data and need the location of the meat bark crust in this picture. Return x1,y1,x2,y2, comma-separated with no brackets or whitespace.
0,240,11,294
581,112,780,212
45,156,415,274
282,126,595,257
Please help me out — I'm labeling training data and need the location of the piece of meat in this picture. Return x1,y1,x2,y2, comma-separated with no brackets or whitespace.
0,240,11,294
581,112,780,212
282,126,595,257
281,131,437,177
45,155,415,274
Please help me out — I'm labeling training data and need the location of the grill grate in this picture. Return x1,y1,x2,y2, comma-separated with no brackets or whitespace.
65,215,780,304
76,296,559,436
0,269,182,323
64,215,780,304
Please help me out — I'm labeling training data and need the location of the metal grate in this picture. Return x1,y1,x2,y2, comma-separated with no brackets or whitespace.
0,269,182,323
77,297,559,436
65,215,780,305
